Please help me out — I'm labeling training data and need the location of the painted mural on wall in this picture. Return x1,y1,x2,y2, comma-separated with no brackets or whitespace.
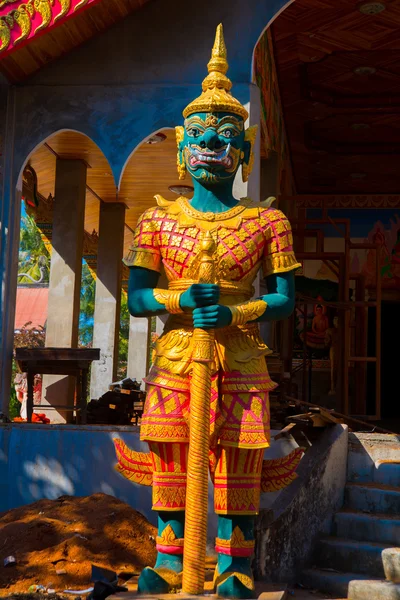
0,0,102,56
360,216,400,289
305,209,400,290
253,28,294,196
294,302,338,362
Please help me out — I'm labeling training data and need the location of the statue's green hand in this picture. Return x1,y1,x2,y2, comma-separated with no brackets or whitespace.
192,305,232,329
180,284,220,311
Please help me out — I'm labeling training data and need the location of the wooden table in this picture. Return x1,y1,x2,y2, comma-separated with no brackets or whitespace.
15,347,100,424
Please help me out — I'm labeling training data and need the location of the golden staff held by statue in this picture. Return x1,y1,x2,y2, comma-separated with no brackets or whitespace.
182,231,216,594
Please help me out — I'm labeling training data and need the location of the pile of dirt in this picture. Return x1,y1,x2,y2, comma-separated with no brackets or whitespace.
0,493,157,596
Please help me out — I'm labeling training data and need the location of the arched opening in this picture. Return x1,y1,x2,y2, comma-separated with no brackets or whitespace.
12,129,121,424
118,127,193,386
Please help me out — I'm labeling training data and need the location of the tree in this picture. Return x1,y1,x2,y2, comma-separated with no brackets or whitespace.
79,263,96,347
18,213,50,284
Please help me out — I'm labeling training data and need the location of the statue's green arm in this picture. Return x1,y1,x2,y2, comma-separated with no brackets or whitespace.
127,266,295,329
127,267,166,317
256,271,295,322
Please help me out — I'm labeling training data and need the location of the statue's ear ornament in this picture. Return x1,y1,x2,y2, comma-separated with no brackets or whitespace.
242,125,258,183
175,126,186,180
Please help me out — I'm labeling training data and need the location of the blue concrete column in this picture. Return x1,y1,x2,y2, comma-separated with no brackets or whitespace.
0,87,21,415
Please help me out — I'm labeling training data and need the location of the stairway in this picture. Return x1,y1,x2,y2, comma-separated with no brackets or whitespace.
301,434,400,599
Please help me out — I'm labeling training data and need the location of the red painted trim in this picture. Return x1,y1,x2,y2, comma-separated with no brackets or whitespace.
156,544,184,555
215,546,254,557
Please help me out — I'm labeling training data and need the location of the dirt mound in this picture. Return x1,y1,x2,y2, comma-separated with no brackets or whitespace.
0,493,156,596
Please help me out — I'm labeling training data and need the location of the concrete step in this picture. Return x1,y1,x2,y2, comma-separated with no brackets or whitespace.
348,579,400,600
334,511,400,545
301,568,376,597
314,536,390,578
345,482,400,516
383,548,400,583
375,461,400,487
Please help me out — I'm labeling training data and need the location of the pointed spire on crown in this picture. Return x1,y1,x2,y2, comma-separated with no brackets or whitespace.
182,24,248,120
202,23,231,92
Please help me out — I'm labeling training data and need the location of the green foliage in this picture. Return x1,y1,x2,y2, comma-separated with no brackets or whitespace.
79,263,96,347
18,214,49,283
117,291,130,380
9,380,20,420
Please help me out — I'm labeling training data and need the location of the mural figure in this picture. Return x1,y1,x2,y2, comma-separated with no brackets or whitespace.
114,25,302,598
299,297,329,350
307,299,329,348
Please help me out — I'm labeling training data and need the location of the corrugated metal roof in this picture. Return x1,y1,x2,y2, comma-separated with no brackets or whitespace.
15,287,48,330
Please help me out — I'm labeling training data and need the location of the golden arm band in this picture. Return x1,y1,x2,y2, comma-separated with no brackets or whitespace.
153,289,184,314
228,299,267,326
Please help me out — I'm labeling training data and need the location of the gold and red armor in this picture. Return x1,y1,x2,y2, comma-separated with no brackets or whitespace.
114,195,302,515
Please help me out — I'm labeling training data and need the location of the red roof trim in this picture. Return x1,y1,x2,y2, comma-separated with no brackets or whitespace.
0,0,103,58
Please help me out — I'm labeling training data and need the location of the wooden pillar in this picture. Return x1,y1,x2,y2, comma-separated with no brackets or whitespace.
42,159,87,423
90,202,125,400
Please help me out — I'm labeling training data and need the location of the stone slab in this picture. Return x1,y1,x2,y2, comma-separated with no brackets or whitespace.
348,579,400,600
383,548,400,583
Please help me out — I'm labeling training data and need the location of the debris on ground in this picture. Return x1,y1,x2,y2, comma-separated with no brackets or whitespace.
0,493,156,597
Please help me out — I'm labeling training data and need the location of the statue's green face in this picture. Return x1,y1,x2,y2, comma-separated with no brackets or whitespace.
180,112,249,185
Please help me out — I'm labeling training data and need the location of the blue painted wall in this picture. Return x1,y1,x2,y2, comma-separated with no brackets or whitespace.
0,423,298,544
0,423,154,519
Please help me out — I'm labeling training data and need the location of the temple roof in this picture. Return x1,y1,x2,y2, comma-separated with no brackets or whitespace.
0,0,152,83
15,286,48,330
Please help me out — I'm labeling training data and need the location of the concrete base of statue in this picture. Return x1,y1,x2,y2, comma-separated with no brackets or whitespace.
107,574,345,599
109,579,289,600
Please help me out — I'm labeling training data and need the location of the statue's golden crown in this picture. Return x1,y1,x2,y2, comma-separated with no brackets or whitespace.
182,24,249,121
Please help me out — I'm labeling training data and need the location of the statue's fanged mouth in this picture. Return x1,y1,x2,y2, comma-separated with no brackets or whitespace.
188,143,233,168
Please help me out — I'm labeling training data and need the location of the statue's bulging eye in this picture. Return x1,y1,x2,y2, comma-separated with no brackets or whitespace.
220,127,238,139
188,128,201,137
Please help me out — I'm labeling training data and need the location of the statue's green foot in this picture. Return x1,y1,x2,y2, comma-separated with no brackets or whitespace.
214,568,255,599
137,566,182,594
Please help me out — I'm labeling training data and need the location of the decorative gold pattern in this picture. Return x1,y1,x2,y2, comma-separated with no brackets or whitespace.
182,24,248,120
54,0,70,22
229,299,267,327
205,114,218,127
156,524,184,548
113,438,153,486
182,231,216,595
153,289,184,314
260,448,304,493
0,0,94,55
142,567,183,590
242,125,258,183
175,126,186,180
215,526,255,551
74,0,88,10
213,568,254,592
152,474,187,511
33,0,52,34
